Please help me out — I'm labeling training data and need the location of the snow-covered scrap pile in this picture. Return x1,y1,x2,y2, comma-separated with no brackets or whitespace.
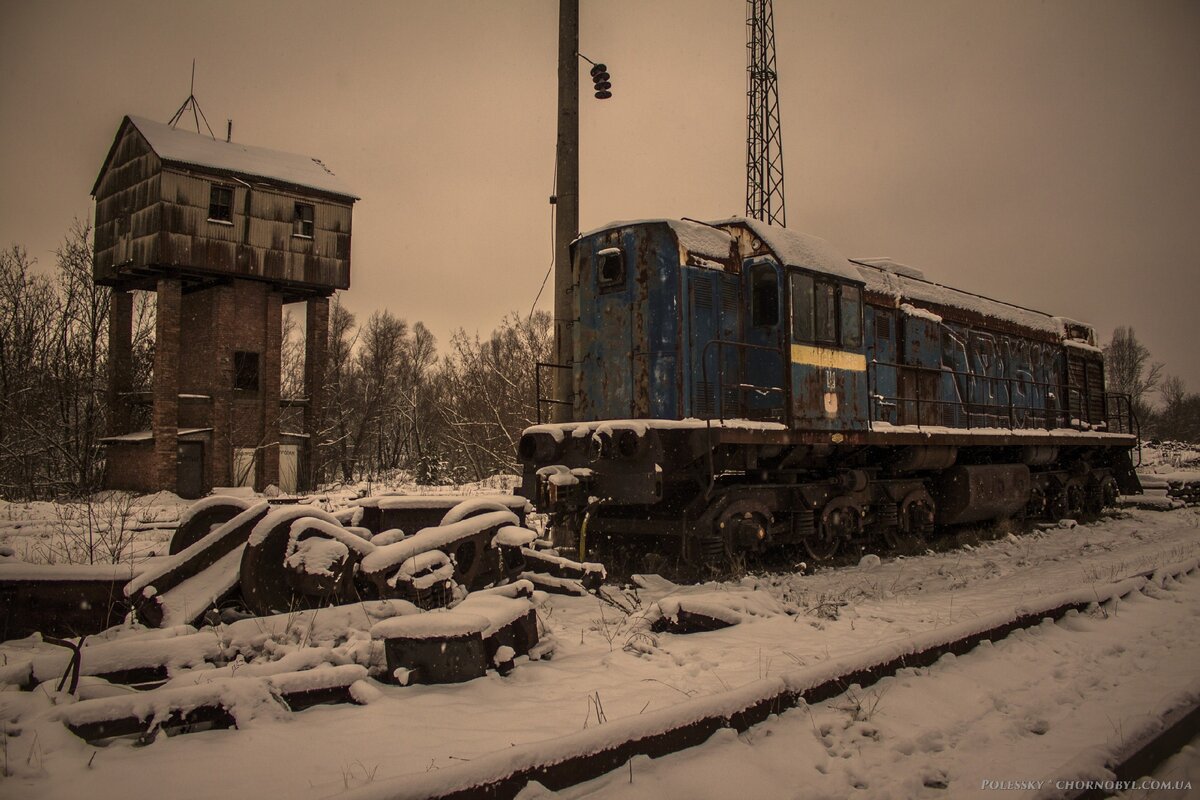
0,490,611,749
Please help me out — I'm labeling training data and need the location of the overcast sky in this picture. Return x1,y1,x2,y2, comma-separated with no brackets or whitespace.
1,0,1197,392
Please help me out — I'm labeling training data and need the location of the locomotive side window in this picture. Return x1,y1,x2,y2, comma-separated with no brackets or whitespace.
597,247,625,288
790,272,814,342
750,264,779,327
814,280,838,344
840,285,863,348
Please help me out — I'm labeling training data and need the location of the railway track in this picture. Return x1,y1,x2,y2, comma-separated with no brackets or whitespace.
335,557,1199,800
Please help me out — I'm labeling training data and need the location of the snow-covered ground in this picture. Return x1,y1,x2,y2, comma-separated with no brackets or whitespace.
3,496,1197,798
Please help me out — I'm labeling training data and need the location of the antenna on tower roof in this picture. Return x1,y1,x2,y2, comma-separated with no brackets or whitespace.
168,60,216,139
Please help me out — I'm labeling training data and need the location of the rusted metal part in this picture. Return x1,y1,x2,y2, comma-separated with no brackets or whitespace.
375,619,489,686
169,496,253,554
61,665,367,743
128,502,270,627
237,506,344,616
0,566,131,640
650,608,737,634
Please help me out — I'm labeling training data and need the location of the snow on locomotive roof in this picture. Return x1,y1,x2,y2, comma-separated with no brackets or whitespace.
710,217,864,283
851,258,1070,336
577,218,734,261
122,116,358,200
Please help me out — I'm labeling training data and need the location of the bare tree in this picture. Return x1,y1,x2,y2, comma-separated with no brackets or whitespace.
1103,327,1162,419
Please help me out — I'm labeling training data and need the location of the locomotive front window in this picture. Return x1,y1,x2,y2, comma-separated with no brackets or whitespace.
814,281,837,344
840,285,862,348
750,265,779,327
597,248,625,288
790,272,814,342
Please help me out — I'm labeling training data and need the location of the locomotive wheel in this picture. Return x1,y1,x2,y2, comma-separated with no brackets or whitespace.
1063,478,1087,519
1098,476,1120,509
899,489,936,537
806,497,862,561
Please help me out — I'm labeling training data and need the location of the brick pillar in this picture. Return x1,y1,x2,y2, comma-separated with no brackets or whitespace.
107,289,133,435
259,290,282,491
210,284,235,487
153,278,181,493
304,296,330,489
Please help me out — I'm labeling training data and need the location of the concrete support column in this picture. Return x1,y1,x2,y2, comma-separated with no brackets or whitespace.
153,278,181,493
107,288,133,436
258,290,282,491
304,296,330,489
210,284,235,487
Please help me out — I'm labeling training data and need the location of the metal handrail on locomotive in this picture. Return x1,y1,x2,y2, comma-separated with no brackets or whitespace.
519,217,1140,564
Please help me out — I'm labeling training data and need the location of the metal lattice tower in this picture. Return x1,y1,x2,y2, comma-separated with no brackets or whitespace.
745,0,786,227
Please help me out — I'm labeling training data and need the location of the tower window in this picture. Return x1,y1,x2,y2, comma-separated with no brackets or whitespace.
209,185,233,223
234,351,260,391
293,203,315,238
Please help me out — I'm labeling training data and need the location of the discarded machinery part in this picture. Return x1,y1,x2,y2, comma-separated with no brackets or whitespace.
455,591,541,663
59,664,369,743
127,502,271,627
933,464,1031,525
806,496,862,561
441,496,530,527
0,562,139,640
1020,445,1059,467
282,517,378,600
385,550,456,610
352,494,528,535
518,546,605,591
493,525,539,579
169,495,254,555
891,445,957,473
238,505,345,617
649,595,742,634
371,612,490,686
360,509,519,592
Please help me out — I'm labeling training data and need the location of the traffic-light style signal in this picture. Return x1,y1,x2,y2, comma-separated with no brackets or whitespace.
590,63,612,99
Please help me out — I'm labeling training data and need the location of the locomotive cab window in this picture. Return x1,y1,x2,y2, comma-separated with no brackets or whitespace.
750,264,779,327
840,285,862,348
790,272,814,342
596,247,625,289
814,280,837,344
790,273,864,349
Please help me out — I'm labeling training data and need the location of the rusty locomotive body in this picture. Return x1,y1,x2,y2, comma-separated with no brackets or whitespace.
519,218,1141,563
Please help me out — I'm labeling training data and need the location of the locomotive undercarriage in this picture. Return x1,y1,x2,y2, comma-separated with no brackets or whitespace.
521,427,1136,570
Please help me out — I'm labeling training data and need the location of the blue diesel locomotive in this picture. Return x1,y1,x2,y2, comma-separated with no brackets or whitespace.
519,218,1140,564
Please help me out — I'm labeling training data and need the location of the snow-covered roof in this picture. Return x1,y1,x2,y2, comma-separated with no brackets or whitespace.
96,116,358,200
851,258,1066,336
711,217,864,283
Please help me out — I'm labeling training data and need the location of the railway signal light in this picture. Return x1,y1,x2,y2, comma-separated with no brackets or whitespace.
590,63,612,99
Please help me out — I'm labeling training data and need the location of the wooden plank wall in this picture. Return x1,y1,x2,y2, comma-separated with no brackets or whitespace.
159,169,351,289
93,124,162,281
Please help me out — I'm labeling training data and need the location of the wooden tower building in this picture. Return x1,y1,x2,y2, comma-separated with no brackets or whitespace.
92,116,358,497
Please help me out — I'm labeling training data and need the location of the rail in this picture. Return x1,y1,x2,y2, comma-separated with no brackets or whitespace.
534,361,572,424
